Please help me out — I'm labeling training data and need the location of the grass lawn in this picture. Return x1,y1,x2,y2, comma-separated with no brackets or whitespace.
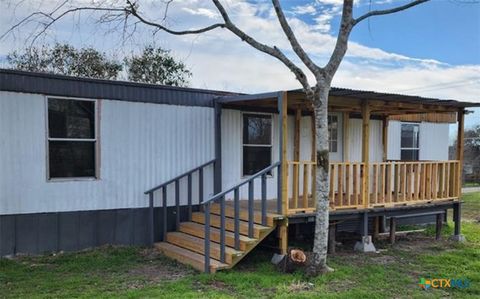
1,193,479,298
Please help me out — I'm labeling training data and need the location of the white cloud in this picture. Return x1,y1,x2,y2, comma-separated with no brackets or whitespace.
181,7,219,19
0,0,478,106
292,4,317,15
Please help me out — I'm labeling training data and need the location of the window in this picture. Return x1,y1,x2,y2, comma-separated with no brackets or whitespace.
400,123,420,161
328,115,338,153
242,114,272,176
47,98,97,179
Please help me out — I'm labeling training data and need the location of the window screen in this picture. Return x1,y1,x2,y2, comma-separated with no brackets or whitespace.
242,114,272,176
47,98,97,178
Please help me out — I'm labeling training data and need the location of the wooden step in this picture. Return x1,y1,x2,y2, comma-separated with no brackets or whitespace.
179,222,256,251
210,203,284,227
191,212,271,239
166,232,243,265
155,242,229,273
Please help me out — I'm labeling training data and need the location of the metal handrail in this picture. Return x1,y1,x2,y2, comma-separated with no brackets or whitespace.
144,159,216,194
145,158,216,247
202,161,281,273
201,161,281,205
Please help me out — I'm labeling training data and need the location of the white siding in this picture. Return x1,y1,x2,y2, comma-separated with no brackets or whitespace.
221,110,314,200
329,113,343,162
0,91,215,215
347,118,383,162
419,122,449,160
387,120,449,161
387,121,401,160
221,109,281,200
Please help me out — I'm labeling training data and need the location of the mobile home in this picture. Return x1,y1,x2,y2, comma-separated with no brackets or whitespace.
1,69,477,272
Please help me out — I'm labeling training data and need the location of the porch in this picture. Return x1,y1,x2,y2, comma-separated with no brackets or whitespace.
216,89,467,217
147,88,474,273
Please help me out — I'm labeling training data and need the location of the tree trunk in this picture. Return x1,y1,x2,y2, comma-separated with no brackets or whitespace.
306,83,333,276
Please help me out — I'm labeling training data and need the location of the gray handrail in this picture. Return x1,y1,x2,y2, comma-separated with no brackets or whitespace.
201,161,281,205
145,158,216,247
144,159,216,194
202,161,282,273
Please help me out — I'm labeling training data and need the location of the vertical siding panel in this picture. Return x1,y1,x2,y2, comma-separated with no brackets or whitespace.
0,91,216,214
387,121,401,160
419,122,449,161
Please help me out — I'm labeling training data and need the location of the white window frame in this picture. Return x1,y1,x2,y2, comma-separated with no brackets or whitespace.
400,122,420,161
328,114,339,153
45,96,100,181
241,112,273,178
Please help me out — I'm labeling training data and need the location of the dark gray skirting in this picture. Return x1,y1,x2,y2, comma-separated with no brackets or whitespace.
0,205,197,256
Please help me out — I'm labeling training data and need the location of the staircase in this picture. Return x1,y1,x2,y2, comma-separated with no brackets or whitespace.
145,160,283,273
155,203,283,273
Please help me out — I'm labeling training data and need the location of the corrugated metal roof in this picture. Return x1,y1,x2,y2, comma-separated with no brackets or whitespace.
1,69,478,108
327,87,480,108
0,69,235,107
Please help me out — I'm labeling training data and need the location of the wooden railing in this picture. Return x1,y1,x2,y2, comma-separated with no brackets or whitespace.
329,162,367,210
329,161,461,210
286,161,317,214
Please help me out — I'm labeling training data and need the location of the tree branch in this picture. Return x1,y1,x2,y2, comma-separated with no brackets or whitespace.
271,0,322,77
125,1,225,35
211,0,311,91
323,0,354,80
353,0,430,26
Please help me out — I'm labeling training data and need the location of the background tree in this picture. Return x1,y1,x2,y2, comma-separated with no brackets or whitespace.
451,125,480,185
7,43,123,80
125,45,191,86
2,0,431,276
7,43,192,86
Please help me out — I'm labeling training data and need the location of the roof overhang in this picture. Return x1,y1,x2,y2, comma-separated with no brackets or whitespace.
215,88,479,117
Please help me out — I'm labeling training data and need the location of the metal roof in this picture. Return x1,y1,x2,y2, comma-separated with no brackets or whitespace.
0,69,235,107
1,69,478,109
327,87,480,108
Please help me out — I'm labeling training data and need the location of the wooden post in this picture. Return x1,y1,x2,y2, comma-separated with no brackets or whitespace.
456,108,465,197
389,217,396,245
382,118,389,162
361,101,370,208
279,92,289,254
310,114,317,206
279,219,288,255
293,109,301,208
281,92,289,215
343,112,349,162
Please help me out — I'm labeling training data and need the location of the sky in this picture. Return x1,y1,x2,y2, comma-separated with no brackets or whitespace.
0,0,479,131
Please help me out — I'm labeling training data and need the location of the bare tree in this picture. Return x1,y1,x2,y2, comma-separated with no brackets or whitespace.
1,0,430,276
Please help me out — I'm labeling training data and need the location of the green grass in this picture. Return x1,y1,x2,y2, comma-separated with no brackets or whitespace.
462,192,480,221
463,182,480,188
1,193,480,298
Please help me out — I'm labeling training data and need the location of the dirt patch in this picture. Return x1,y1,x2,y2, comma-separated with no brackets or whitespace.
328,278,357,293
392,233,453,253
190,279,239,297
127,263,190,282
124,248,193,287
285,280,315,292
370,254,397,265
